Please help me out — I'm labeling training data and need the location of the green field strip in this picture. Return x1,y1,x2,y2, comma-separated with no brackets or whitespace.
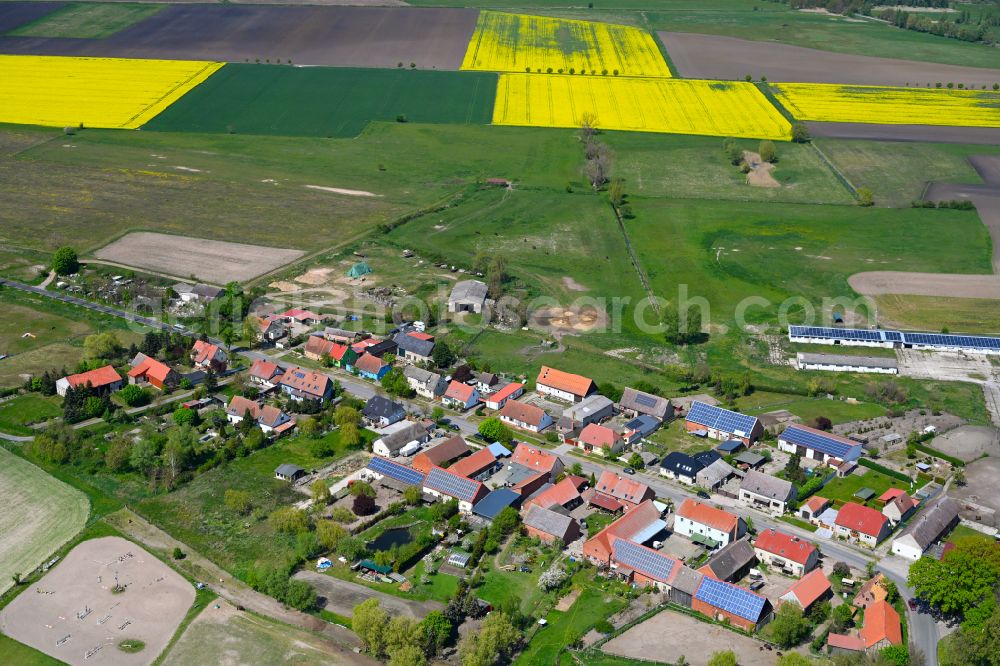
144,64,499,138
6,3,164,39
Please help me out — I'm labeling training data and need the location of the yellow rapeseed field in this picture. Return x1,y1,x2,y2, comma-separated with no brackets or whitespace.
772,83,1000,127
0,55,224,129
462,11,671,78
493,74,792,140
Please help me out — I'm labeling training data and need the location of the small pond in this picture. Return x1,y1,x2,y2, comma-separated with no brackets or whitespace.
368,526,413,552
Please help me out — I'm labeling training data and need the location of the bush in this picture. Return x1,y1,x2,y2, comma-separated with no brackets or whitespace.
858,458,911,483
857,186,874,207
594,619,613,634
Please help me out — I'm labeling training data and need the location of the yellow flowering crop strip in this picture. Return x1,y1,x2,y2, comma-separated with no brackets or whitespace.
772,83,1000,128
462,11,671,78
0,55,224,129
493,74,792,140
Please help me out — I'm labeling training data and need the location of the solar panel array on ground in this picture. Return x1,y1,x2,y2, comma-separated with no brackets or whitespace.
367,456,424,486
694,576,767,622
613,539,676,582
780,425,859,459
425,466,481,502
686,401,758,436
789,325,1000,351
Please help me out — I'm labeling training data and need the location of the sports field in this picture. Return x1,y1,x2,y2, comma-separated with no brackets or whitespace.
772,83,1000,128
461,10,671,77
0,55,222,129
144,65,498,137
0,447,89,595
494,74,791,139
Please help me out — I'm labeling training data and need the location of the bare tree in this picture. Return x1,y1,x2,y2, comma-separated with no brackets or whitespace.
579,112,598,142
584,149,612,189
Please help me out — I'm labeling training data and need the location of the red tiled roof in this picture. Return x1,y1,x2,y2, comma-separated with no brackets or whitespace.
278,366,331,398
511,443,560,473
536,366,595,397
407,331,434,342
249,358,281,381
754,529,817,565
589,492,625,513
586,500,661,558
191,339,223,364
488,382,524,404
352,338,377,353
329,343,352,361
526,477,583,510
677,498,739,533
65,365,121,389
512,470,548,493
449,447,496,479
304,335,335,357
885,494,918,515
827,633,865,652
413,436,471,472
595,471,652,504
781,569,831,609
354,352,386,375
445,380,475,403
578,423,621,449
836,502,889,537
861,600,902,648
878,488,906,503
281,308,323,321
500,400,548,428
128,356,173,383
803,496,831,513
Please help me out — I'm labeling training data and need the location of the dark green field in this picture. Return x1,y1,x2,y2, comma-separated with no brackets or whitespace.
145,65,498,137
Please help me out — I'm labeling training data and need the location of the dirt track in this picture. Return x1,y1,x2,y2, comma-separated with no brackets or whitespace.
806,122,1000,145
0,5,478,69
661,32,1000,87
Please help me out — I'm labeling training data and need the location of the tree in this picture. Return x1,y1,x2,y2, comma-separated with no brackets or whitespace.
458,612,522,666
628,452,645,469
388,645,427,666
172,547,185,560
662,302,703,345
584,143,612,190
351,481,376,497
173,406,197,427
708,651,738,666
769,603,812,648
310,479,331,506
83,332,122,360
432,341,456,368
404,485,422,506
569,462,583,476
52,246,79,275
225,489,253,515
104,436,133,472
243,427,266,451
832,561,851,579
908,537,1000,615
284,579,317,611
579,112,598,142
419,611,452,656
268,507,310,534
791,123,810,143
831,603,855,633
857,186,875,207
381,368,411,397
537,561,568,590
117,384,149,407
759,140,777,163
776,654,811,666
129,437,159,473
880,645,909,666
353,599,390,656
478,417,513,444
353,492,376,516
316,520,347,550
940,600,999,666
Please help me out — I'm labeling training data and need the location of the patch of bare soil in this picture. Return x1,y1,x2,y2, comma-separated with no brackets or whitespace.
562,276,588,292
305,185,379,198
269,280,299,293
295,267,334,286
849,272,1000,299
743,151,780,188
554,588,581,612
530,305,608,335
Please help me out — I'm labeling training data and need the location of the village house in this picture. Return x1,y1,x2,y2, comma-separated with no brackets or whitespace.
403,366,446,399
251,315,287,344
128,353,179,391
442,380,479,411
278,366,333,402
329,343,359,372
522,476,587,512
591,471,655,512
739,470,796,514
483,382,524,410
660,451,708,485
393,331,434,364
696,458,738,491
56,365,123,397
225,395,294,435
190,339,227,373
584,500,666,566
835,502,891,547
799,496,832,523
474,372,502,395
779,569,832,613
362,338,398,359
685,401,763,444
618,387,673,422
280,308,325,326
700,537,756,582
558,394,615,433
354,352,390,381
362,396,406,428
173,282,223,304
574,422,624,457
510,443,564,482
247,358,283,389
423,466,488,513
692,576,773,632
372,421,432,457
472,489,521,522
412,436,472,474
449,447,501,482
523,504,581,545
860,600,903,651
674,498,745,548
535,366,596,403
274,463,304,482
499,400,553,433
363,456,426,491
303,335,337,362
879,488,918,525
754,528,819,577
612,539,687,591
323,327,359,344
891,496,960,560
854,574,890,609
777,424,863,466
447,279,488,314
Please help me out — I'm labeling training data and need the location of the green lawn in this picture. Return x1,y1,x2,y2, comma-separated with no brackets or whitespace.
144,65,498,138
7,2,162,39
0,393,61,435
946,523,994,546
874,294,1000,335
820,470,910,507
736,391,886,425
0,634,63,666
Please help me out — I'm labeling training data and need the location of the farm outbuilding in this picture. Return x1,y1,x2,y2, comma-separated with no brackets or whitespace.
275,463,305,482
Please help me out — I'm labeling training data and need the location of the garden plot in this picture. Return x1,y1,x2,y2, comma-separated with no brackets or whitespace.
0,536,194,666
93,232,304,284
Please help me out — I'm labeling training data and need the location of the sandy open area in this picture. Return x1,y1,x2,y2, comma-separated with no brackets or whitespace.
849,272,1000,299
530,304,608,335
94,232,304,284
602,609,775,666
0,536,194,666
661,32,1000,87
293,570,443,620
931,425,999,462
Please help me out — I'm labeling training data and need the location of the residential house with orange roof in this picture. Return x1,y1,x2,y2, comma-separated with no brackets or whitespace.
523,476,586,512
754,528,819,577
882,493,918,525
449,447,500,482
278,366,333,402
128,353,179,390
191,339,227,373
442,380,479,411
56,365,123,397
303,335,336,362
484,382,524,410
860,600,902,651
250,314,287,343
591,471,655,512
835,502,891,547
412,436,472,474
354,352,390,381
226,395,294,435
674,498,745,548
575,423,624,457
328,343,359,371
280,308,325,325
799,496,832,523
499,400,553,433
779,569,832,613
248,358,283,389
535,366,596,403
853,573,890,609
583,500,665,566
510,443,564,482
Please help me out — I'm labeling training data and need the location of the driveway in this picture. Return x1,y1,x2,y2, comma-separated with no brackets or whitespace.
294,570,444,619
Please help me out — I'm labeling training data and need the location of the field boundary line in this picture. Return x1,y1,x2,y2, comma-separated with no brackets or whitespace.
609,201,659,315
810,141,859,199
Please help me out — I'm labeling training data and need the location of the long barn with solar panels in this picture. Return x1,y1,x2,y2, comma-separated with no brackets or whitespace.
789,326,1000,355
692,576,774,631
778,424,863,464
364,456,426,490
684,401,763,444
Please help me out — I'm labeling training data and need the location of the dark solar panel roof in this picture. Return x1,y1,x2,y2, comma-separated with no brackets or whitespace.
686,401,758,437
366,457,424,486
780,425,860,459
473,489,520,519
425,467,481,502
695,577,767,622
788,326,1000,351
613,540,676,583
635,393,659,408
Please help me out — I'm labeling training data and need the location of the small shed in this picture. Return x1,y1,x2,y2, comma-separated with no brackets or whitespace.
448,552,471,568
275,463,305,482
348,262,373,278
854,488,876,502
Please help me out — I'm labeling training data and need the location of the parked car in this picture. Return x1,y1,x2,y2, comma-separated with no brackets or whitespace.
749,581,765,591
623,467,635,475
696,490,711,499
519,566,532,573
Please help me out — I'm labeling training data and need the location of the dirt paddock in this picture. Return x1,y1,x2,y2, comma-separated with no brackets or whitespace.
661,32,1000,88
931,425,999,462
94,231,304,284
848,272,1000,299
530,305,609,335
807,122,1000,145
0,536,195,666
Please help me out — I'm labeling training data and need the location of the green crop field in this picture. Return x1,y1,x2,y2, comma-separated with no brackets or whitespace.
6,2,162,39
145,65,498,138
0,446,89,595
874,294,1000,334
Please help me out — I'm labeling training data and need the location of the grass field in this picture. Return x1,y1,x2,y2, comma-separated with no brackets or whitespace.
7,3,163,39
0,301,92,357
0,394,61,435
493,75,792,139
874,294,1000,334
820,469,910,507
0,55,222,129
144,65,498,138
735,390,886,424
0,634,63,666
0,446,89,595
